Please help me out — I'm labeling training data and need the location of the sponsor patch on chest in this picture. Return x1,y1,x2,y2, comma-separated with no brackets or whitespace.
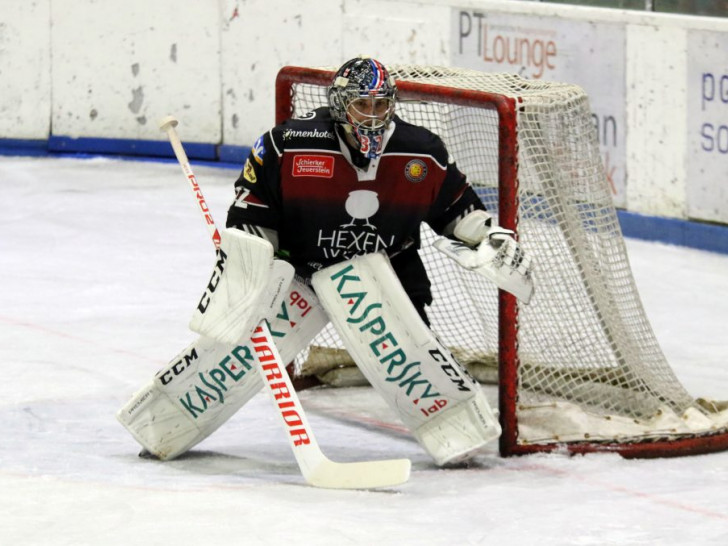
292,155,334,178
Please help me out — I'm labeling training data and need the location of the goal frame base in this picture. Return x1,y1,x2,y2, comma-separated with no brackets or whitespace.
502,432,728,459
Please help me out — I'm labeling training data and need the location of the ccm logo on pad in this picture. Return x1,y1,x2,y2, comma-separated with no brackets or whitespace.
292,155,334,178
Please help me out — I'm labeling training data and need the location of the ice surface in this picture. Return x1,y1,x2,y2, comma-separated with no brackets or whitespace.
1,156,727,545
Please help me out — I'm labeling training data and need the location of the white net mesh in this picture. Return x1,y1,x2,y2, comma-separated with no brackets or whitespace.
282,65,728,448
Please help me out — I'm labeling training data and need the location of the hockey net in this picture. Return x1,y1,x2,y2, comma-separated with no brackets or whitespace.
275,64,728,457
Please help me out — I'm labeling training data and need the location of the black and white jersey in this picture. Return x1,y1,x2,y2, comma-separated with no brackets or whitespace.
226,107,485,305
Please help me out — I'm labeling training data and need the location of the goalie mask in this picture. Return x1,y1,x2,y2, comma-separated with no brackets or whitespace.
328,57,397,159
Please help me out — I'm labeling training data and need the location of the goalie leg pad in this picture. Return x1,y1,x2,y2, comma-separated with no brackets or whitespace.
189,228,295,345
413,392,500,466
311,252,501,466
117,336,262,460
117,280,329,460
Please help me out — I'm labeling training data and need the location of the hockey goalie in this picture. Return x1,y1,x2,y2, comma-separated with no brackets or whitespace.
117,56,534,468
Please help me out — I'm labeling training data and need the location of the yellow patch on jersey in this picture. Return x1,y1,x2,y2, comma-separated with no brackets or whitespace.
404,159,428,183
243,158,257,183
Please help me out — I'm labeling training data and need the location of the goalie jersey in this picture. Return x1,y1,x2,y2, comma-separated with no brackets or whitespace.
226,107,485,312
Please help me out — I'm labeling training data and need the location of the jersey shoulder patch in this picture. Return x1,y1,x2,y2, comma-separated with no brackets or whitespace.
243,158,257,183
252,134,267,165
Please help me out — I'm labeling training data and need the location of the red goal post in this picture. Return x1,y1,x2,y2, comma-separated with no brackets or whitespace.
275,64,728,459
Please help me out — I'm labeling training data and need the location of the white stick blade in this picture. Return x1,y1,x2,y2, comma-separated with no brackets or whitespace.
306,458,411,490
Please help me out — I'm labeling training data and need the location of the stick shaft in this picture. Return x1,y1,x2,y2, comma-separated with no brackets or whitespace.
160,119,221,249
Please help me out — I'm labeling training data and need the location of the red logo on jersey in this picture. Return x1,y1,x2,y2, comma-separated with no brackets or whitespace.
292,155,334,178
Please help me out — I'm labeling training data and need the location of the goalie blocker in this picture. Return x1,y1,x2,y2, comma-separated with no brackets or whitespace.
311,252,501,466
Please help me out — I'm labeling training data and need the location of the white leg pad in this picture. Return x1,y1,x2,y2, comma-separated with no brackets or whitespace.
117,337,261,460
413,392,500,466
311,252,501,465
189,228,295,345
117,280,328,459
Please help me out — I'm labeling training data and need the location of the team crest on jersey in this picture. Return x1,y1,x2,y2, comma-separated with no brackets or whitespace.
342,190,379,228
243,158,257,183
404,159,427,183
252,135,266,165
316,190,395,260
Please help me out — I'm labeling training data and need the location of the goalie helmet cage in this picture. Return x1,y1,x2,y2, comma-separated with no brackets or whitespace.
275,64,728,458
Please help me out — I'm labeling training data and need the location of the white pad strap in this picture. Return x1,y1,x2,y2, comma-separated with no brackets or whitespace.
189,228,294,345
311,252,500,465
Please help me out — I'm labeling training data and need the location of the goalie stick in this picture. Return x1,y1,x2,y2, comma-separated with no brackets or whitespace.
159,115,411,489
